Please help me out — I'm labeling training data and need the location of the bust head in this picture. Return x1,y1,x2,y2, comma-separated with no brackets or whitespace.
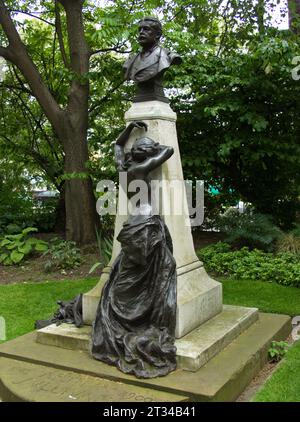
138,17,162,50
131,137,160,162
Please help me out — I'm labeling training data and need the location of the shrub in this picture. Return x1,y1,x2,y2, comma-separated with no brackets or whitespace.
277,233,300,255
198,242,300,287
291,224,300,237
0,197,58,234
268,341,289,363
216,209,282,251
0,227,48,265
89,231,113,274
43,238,82,272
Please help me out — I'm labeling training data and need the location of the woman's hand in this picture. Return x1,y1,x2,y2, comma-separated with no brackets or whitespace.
129,121,148,131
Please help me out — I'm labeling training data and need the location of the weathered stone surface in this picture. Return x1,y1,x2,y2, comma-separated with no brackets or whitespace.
176,263,222,338
176,305,258,371
36,324,91,351
37,305,258,372
0,313,291,402
0,358,188,402
83,100,222,338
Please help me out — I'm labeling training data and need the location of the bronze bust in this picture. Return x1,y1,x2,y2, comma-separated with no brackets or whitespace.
123,17,182,102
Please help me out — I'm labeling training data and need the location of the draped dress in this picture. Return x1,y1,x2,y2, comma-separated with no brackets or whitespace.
91,213,177,379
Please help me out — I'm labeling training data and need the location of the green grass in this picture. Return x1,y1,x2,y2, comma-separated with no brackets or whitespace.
1,275,300,401
222,278,300,316
222,277,300,402
0,278,98,342
1,276,299,343
254,340,300,402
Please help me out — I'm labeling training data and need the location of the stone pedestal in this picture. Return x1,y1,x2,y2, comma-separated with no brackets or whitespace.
83,101,222,338
36,305,259,372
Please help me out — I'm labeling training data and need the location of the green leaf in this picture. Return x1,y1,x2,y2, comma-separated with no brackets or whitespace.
22,227,38,235
18,243,33,255
0,253,8,263
89,262,102,274
3,256,13,266
10,250,24,264
34,242,49,252
0,239,11,247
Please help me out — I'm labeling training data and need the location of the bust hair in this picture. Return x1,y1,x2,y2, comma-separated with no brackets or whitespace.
138,17,162,39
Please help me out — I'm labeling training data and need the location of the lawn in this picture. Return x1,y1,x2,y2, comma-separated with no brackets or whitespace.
1,276,299,343
0,278,98,342
222,278,300,316
223,277,300,402
254,340,300,402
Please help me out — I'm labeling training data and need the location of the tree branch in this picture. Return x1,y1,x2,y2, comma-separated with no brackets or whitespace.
90,46,132,56
0,45,14,61
9,10,55,27
90,40,131,56
0,133,62,189
0,0,64,137
0,82,32,95
89,80,124,115
54,0,70,68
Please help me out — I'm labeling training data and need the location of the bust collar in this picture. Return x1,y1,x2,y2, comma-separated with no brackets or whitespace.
140,43,160,57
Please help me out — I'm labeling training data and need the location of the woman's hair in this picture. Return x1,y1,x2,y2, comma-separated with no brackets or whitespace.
132,137,160,154
122,137,159,169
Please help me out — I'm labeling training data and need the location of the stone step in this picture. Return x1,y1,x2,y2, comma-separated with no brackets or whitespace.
0,313,291,402
176,305,258,371
36,323,91,352
36,305,258,372
0,357,188,402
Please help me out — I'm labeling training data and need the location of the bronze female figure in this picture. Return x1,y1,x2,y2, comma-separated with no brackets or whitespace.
91,121,177,379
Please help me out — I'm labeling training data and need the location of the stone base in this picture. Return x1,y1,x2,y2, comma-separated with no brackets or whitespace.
176,262,222,338
37,305,257,372
37,324,91,352
176,305,258,371
83,261,223,339
0,313,291,402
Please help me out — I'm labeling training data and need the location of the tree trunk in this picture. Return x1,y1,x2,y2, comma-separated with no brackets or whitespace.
59,0,98,245
63,131,98,245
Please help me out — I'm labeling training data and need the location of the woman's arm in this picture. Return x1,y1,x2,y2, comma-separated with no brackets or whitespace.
133,145,174,174
114,121,148,170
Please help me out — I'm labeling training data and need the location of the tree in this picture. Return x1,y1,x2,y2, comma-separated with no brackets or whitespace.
288,0,300,31
0,0,204,242
0,0,99,244
1,0,299,238
169,1,300,228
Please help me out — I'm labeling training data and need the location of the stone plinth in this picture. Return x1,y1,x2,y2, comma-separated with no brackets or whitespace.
176,305,259,371
1,313,291,402
37,305,258,373
83,101,222,338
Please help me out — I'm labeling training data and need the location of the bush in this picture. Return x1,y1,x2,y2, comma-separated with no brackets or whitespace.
291,224,300,237
0,197,58,234
198,242,300,287
216,209,282,251
0,227,48,265
43,238,82,272
268,341,289,363
277,233,300,255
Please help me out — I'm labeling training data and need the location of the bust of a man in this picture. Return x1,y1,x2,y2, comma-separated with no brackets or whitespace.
123,17,182,103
